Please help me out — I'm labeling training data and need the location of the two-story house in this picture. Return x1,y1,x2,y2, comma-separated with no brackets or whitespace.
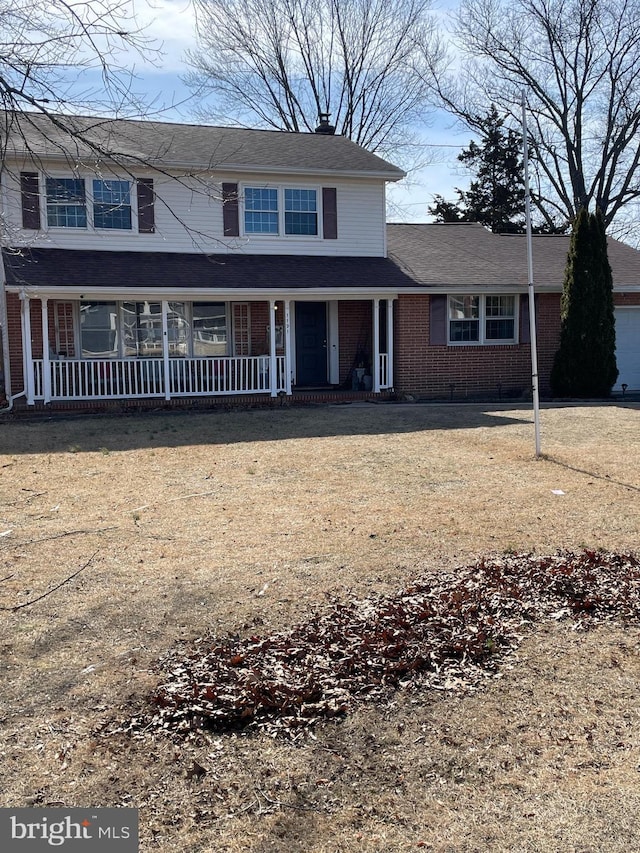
0,113,409,409
2,112,640,410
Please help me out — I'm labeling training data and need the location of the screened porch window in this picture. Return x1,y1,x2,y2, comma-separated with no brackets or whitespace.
76,301,227,358
123,302,162,357
193,302,227,356
80,302,118,357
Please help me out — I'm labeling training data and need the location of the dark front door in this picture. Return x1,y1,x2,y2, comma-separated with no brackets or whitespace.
295,301,328,386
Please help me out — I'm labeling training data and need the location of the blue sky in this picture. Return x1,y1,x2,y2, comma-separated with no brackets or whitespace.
115,0,473,222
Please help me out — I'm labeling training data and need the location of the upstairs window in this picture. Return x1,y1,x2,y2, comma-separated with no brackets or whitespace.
243,186,319,236
244,187,278,234
284,189,317,235
46,178,87,228
448,295,517,345
93,179,132,230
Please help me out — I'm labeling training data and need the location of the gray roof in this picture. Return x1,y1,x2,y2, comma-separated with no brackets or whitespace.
3,248,416,293
3,112,405,179
387,223,640,289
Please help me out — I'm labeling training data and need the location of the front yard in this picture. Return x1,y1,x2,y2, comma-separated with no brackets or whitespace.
1,402,639,852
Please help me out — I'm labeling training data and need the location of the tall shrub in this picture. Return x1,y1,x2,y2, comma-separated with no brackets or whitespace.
550,208,618,397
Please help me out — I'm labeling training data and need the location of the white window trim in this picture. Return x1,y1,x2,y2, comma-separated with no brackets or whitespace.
240,182,322,239
42,173,139,233
448,294,519,346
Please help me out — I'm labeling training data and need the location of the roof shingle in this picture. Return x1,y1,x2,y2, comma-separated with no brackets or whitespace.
387,223,640,288
4,113,405,179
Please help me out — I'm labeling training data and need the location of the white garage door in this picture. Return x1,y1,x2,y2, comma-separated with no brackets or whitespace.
614,307,640,392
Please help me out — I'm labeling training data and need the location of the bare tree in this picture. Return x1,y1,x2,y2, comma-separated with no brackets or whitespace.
0,0,154,119
185,0,445,167
0,1,159,401
428,0,640,234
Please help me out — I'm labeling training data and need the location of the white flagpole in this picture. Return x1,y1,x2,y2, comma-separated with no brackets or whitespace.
522,91,542,458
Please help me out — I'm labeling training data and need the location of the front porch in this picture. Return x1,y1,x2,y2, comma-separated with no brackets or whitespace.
14,293,395,406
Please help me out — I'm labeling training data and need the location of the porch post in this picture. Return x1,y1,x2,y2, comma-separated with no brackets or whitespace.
284,300,292,395
20,291,35,405
269,299,277,397
372,297,381,393
41,297,51,404
386,299,395,390
161,300,170,400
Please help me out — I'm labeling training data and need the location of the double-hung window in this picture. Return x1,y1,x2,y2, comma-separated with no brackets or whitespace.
244,188,279,234
93,179,132,230
46,178,87,228
448,295,517,344
243,186,318,236
46,177,134,230
284,189,317,235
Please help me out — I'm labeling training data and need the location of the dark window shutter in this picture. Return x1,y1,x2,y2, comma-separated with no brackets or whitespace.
222,182,240,237
21,172,41,230
430,295,447,345
322,187,337,239
137,179,155,233
520,294,530,344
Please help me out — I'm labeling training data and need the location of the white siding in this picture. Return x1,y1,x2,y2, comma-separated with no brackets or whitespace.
3,163,389,258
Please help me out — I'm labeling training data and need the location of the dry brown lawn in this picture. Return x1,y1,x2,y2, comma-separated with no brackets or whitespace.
1,401,639,852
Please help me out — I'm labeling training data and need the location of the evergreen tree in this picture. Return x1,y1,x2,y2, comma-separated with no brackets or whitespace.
429,105,526,233
550,209,618,397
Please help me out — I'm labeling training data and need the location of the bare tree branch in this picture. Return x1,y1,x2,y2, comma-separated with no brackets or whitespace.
427,0,640,231
185,0,446,170
1,550,98,612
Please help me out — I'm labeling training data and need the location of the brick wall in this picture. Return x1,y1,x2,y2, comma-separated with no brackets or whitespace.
394,293,564,400
338,301,372,385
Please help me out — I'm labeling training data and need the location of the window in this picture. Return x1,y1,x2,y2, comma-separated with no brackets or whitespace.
243,186,319,236
76,301,228,358
93,179,132,230
244,188,278,234
284,189,317,235
80,302,118,356
122,301,163,357
193,303,227,356
449,295,479,342
485,295,516,341
46,178,87,228
448,295,517,344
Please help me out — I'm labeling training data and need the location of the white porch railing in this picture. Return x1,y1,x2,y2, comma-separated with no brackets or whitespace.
379,352,391,389
33,356,286,401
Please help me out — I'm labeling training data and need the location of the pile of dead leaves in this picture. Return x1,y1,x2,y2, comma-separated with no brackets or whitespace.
136,551,640,739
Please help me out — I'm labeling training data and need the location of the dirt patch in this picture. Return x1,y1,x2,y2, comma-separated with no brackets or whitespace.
1,402,639,851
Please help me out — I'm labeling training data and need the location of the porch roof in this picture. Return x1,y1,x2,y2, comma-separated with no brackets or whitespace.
3,248,415,300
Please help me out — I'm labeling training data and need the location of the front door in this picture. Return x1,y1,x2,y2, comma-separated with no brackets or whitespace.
295,301,328,386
